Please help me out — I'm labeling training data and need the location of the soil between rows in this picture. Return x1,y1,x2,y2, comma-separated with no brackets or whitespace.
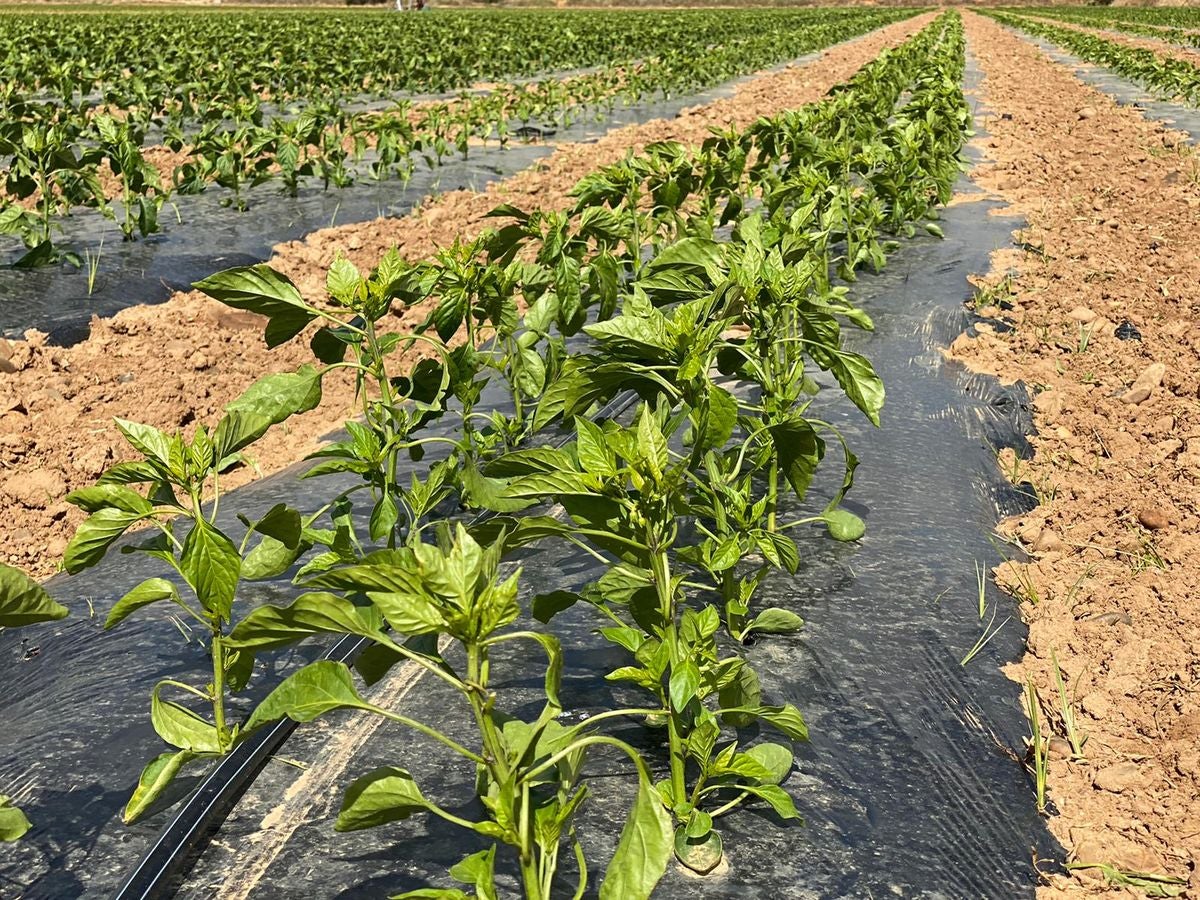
954,11,1200,896
0,11,937,581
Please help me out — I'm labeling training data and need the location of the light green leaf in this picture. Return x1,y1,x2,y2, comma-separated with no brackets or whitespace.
180,519,240,622
335,766,432,832
106,577,179,629
247,660,375,732
600,775,672,900
0,796,32,842
744,742,794,785
123,749,199,823
823,508,866,542
151,683,222,752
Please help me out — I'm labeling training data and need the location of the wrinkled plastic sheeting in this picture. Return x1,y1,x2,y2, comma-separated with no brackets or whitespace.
174,67,1059,900
1014,30,1200,145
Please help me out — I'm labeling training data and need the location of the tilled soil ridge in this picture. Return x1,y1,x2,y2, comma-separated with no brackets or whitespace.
0,12,936,579
956,11,1200,896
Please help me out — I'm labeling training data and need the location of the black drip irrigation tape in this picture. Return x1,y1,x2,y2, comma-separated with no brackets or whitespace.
1011,29,1200,144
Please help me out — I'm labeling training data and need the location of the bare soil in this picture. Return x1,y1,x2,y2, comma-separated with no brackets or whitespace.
0,12,936,580
956,11,1200,895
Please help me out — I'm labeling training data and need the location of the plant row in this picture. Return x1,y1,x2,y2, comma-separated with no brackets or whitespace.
0,7,890,112
0,9,906,267
0,13,970,897
991,11,1200,106
1018,6,1200,51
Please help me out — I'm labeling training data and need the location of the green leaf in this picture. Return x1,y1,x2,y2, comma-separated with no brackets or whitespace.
151,683,222,752
106,577,179,629
247,660,376,732
123,749,199,823
668,660,700,713
822,349,885,427
744,742,794,785
823,508,866,542
336,766,432,832
181,519,240,622
114,418,172,466
248,504,303,549
64,508,143,574
730,704,809,742
0,565,68,627
65,484,153,515
449,848,498,900
228,592,384,655
194,265,317,348
600,774,672,900
369,494,399,543
0,796,32,842
768,418,823,501
718,663,761,728
530,589,580,624
746,608,804,636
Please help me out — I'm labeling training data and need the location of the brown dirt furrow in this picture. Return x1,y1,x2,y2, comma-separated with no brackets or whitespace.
954,11,1200,897
1019,13,1200,71
0,12,936,580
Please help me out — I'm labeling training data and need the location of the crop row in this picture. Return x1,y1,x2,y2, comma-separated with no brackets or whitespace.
0,13,969,897
1,8,889,111
991,11,1200,106
0,9,907,266
1015,6,1200,52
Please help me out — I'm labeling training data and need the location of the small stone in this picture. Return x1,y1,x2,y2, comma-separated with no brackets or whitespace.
116,373,136,385
1085,610,1132,627
1093,762,1141,794
46,536,67,559
1137,508,1169,531
1033,529,1067,553
1067,306,1096,324
346,235,363,251
189,352,211,371
1078,106,1097,120
1120,363,1166,405
1048,736,1072,759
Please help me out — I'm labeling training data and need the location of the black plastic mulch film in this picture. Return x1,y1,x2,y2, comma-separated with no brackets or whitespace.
0,51,1073,900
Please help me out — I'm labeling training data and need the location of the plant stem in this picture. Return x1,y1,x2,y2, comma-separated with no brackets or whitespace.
650,541,687,811
210,629,229,751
